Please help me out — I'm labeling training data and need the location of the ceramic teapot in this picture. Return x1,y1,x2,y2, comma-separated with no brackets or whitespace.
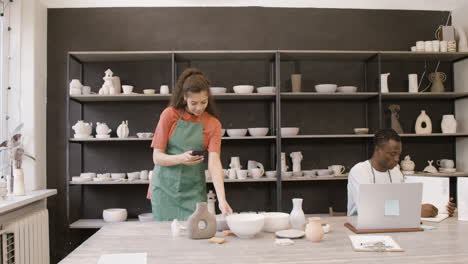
96,122,112,138
117,120,129,138
72,120,93,138
400,155,415,172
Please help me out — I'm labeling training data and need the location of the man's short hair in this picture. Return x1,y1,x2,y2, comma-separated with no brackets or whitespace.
373,128,401,148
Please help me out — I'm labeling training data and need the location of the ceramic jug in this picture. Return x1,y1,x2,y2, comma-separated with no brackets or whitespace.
305,217,324,242
415,110,432,134
380,73,390,93
400,155,415,172
441,115,457,134
290,198,306,230
187,202,217,239
117,120,129,138
229,157,241,169
290,152,303,173
429,72,446,93
72,120,93,138
96,122,112,138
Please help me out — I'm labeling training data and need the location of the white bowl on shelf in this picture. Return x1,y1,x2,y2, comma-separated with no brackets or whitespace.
221,129,226,136
281,127,299,136
71,176,90,183
337,86,357,93
353,128,369,134
248,127,269,137
233,85,254,94
281,171,293,178
303,170,317,177
315,84,337,93
111,173,126,180
122,85,134,94
257,86,276,94
143,89,156,95
226,213,265,239
227,129,248,137
261,212,290,232
265,171,277,178
210,87,227,94
103,208,128,222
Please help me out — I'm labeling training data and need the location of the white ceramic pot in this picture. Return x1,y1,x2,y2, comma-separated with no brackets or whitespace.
441,115,457,134
256,86,276,93
227,129,248,137
248,127,269,137
226,213,265,239
315,84,337,93
103,208,128,222
281,127,299,136
210,87,227,94
262,212,290,232
233,85,254,94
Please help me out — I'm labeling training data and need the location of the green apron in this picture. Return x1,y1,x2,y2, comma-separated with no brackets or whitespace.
151,111,207,221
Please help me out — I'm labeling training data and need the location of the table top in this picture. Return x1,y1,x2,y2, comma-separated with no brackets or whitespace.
59,216,468,264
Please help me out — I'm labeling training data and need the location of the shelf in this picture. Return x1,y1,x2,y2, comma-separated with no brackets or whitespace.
281,92,378,100
69,51,173,62
405,172,468,177
282,134,374,139
70,219,139,229
213,93,275,100
379,51,468,62
222,136,275,140
174,50,276,61
399,133,468,137
381,92,468,100
279,50,378,61
207,175,348,183
69,138,151,142
70,180,149,185
70,94,171,102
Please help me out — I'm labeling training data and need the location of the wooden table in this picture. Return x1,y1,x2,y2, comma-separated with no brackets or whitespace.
59,216,468,264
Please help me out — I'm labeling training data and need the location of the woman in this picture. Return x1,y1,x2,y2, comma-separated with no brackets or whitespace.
147,68,233,221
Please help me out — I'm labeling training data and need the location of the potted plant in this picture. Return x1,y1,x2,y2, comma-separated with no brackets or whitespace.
0,123,35,196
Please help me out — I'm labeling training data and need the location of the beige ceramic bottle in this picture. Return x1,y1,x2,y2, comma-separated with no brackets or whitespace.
305,217,324,242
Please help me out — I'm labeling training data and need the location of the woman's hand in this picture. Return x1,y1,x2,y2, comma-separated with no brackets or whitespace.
218,199,233,216
178,151,204,165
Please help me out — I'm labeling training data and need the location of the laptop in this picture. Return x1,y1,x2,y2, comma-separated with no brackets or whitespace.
350,183,423,230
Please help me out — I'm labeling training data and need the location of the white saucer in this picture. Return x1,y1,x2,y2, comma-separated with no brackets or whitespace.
275,229,305,239
439,168,456,173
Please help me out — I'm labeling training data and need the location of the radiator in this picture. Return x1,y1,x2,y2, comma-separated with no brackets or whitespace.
0,209,49,264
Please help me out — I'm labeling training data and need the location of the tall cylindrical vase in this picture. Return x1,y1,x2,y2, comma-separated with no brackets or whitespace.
13,168,25,196
291,74,302,93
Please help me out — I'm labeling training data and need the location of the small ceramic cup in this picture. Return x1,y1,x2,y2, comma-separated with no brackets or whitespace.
424,40,433,52
236,169,248,180
227,169,236,180
122,85,134,94
160,85,169,95
432,40,440,52
82,86,91,95
143,89,156,95
410,46,417,52
140,170,149,180
416,41,425,51
437,159,454,169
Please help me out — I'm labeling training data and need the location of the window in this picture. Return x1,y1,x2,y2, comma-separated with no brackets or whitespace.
0,1,10,179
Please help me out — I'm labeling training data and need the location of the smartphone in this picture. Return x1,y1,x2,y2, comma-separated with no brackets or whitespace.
191,150,206,156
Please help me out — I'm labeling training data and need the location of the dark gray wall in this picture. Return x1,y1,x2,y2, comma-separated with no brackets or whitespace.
47,7,450,263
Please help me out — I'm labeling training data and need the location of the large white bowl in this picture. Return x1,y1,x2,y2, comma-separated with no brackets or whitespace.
226,213,265,239
227,129,248,137
337,86,357,93
103,208,128,222
262,212,290,232
233,85,254,94
315,84,337,93
257,86,276,94
281,127,299,136
248,127,269,137
210,87,227,94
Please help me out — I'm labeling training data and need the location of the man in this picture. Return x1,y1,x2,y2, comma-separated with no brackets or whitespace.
347,128,456,217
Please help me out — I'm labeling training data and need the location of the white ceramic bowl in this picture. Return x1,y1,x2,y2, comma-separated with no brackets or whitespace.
281,171,293,178
265,171,277,178
210,87,227,94
281,127,299,136
111,173,126,180
353,128,369,134
127,172,140,180
71,176,90,183
143,89,156,95
316,169,333,176
226,213,265,239
103,208,128,222
248,127,269,137
315,84,337,93
138,213,154,222
233,85,254,94
122,85,134,94
227,129,248,137
337,86,357,93
221,129,226,136
303,170,317,177
257,86,276,94
262,212,290,232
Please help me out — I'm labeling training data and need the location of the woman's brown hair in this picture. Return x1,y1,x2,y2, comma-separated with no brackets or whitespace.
170,68,219,118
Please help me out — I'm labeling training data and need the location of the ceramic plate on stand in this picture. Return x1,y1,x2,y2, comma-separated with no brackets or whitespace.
275,229,305,239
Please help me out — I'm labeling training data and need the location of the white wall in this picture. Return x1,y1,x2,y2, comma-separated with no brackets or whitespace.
6,0,47,191
42,0,467,11
453,3,468,172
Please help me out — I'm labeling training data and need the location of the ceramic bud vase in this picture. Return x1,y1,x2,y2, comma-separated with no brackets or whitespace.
380,73,390,93
13,168,25,196
441,115,457,134
290,198,306,230
187,202,216,239
290,152,303,173
291,74,302,93
429,72,446,93
305,217,324,242
408,74,418,93
280,152,288,172
415,110,432,134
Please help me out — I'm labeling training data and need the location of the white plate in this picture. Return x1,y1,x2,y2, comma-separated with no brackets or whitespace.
275,229,305,239
439,168,456,173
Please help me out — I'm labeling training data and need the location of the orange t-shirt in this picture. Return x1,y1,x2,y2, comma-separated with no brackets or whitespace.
151,107,222,154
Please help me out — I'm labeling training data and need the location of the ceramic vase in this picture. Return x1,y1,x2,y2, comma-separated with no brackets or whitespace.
429,72,446,93
13,168,25,196
305,217,324,242
400,155,415,172
415,110,432,134
117,120,129,138
441,115,457,134
69,79,83,95
187,202,217,239
290,152,303,173
291,74,302,93
408,74,418,93
380,73,390,93
280,152,288,172
290,198,306,230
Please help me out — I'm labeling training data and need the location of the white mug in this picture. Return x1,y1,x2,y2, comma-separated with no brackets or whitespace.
416,41,425,51
250,168,264,179
432,40,440,52
410,46,417,52
440,41,448,52
328,165,345,176
227,169,236,180
437,159,454,169
424,41,433,52
160,85,169,95
236,169,248,180
82,86,91,95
